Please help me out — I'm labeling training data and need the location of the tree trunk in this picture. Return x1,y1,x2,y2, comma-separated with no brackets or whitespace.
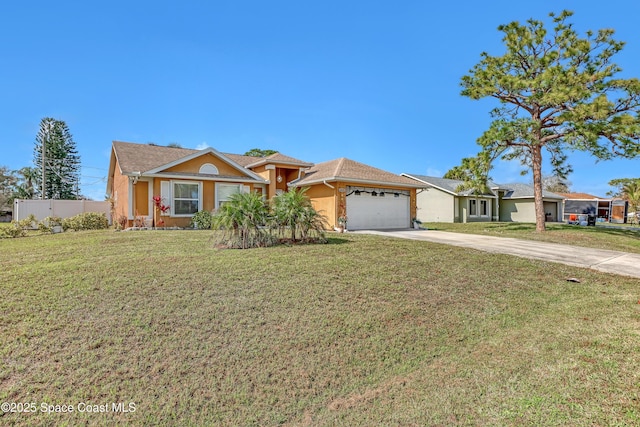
532,145,546,232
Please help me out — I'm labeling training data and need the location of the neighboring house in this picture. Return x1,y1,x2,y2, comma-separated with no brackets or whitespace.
400,175,496,223
558,192,628,223
401,174,564,223
106,141,420,230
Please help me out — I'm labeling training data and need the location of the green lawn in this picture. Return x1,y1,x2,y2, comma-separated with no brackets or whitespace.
423,221,640,254
1,230,640,426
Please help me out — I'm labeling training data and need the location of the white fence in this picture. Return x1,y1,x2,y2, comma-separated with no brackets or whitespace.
13,199,111,224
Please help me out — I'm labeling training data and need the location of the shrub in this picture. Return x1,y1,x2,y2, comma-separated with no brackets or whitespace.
0,214,37,238
38,216,63,233
62,212,109,231
0,221,27,238
190,210,213,230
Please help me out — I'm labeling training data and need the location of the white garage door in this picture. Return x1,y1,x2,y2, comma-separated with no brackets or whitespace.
346,188,410,230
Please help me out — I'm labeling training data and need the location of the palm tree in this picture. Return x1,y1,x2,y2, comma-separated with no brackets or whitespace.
15,167,37,199
622,181,640,224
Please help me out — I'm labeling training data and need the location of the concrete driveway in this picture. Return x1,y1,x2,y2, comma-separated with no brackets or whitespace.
354,229,640,279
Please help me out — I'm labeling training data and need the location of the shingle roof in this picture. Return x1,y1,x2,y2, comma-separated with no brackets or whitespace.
499,183,564,199
294,158,422,187
223,153,262,168
113,141,313,175
113,141,197,174
403,174,565,199
245,153,314,168
402,174,487,196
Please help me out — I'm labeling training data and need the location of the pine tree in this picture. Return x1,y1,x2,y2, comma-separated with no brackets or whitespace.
33,118,81,199
459,10,640,232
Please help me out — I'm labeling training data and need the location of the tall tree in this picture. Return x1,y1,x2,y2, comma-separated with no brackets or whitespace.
459,10,640,231
33,118,81,199
244,148,278,157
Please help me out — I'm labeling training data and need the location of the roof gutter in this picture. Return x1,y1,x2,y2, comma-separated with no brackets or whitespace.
323,180,335,189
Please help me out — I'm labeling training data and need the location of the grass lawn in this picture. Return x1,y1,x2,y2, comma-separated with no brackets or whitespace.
1,230,640,426
423,221,640,254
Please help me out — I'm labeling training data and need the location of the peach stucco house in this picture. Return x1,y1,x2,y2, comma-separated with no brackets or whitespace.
106,141,421,230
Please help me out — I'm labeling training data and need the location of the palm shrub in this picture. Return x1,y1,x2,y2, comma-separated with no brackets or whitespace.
272,187,327,242
211,191,274,249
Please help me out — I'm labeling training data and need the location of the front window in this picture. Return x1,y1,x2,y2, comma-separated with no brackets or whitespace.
480,200,488,216
173,182,200,215
469,198,489,217
216,183,245,208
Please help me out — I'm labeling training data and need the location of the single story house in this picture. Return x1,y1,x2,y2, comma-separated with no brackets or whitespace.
558,192,628,223
107,141,420,230
401,174,564,223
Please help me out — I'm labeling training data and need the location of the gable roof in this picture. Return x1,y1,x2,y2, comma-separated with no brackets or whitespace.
401,174,491,196
110,141,266,183
245,152,314,168
293,158,422,188
112,141,196,175
498,183,564,200
402,174,564,199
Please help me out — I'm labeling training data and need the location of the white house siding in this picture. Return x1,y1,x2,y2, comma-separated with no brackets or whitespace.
416,188,455,222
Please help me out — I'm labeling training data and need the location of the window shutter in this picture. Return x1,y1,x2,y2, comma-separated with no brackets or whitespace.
161,181,171,216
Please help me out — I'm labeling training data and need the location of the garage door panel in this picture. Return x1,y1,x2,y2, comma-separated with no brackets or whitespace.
346,191,409,230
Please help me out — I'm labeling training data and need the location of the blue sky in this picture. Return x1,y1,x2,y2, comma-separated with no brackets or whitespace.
2,1,639,200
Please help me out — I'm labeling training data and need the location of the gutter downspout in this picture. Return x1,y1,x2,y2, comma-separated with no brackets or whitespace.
323,180,335,189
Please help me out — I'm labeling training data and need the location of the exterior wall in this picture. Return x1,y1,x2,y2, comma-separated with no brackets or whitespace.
305,184,336,229
416,187,455,222
133,181,149,217
499,199,562,222
164,153,245,176
305,182,416,230
150,178,257,228
500,199,536,222
251,165,271,182
112,163,130,223
153,178,190,228
203,181,215,212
